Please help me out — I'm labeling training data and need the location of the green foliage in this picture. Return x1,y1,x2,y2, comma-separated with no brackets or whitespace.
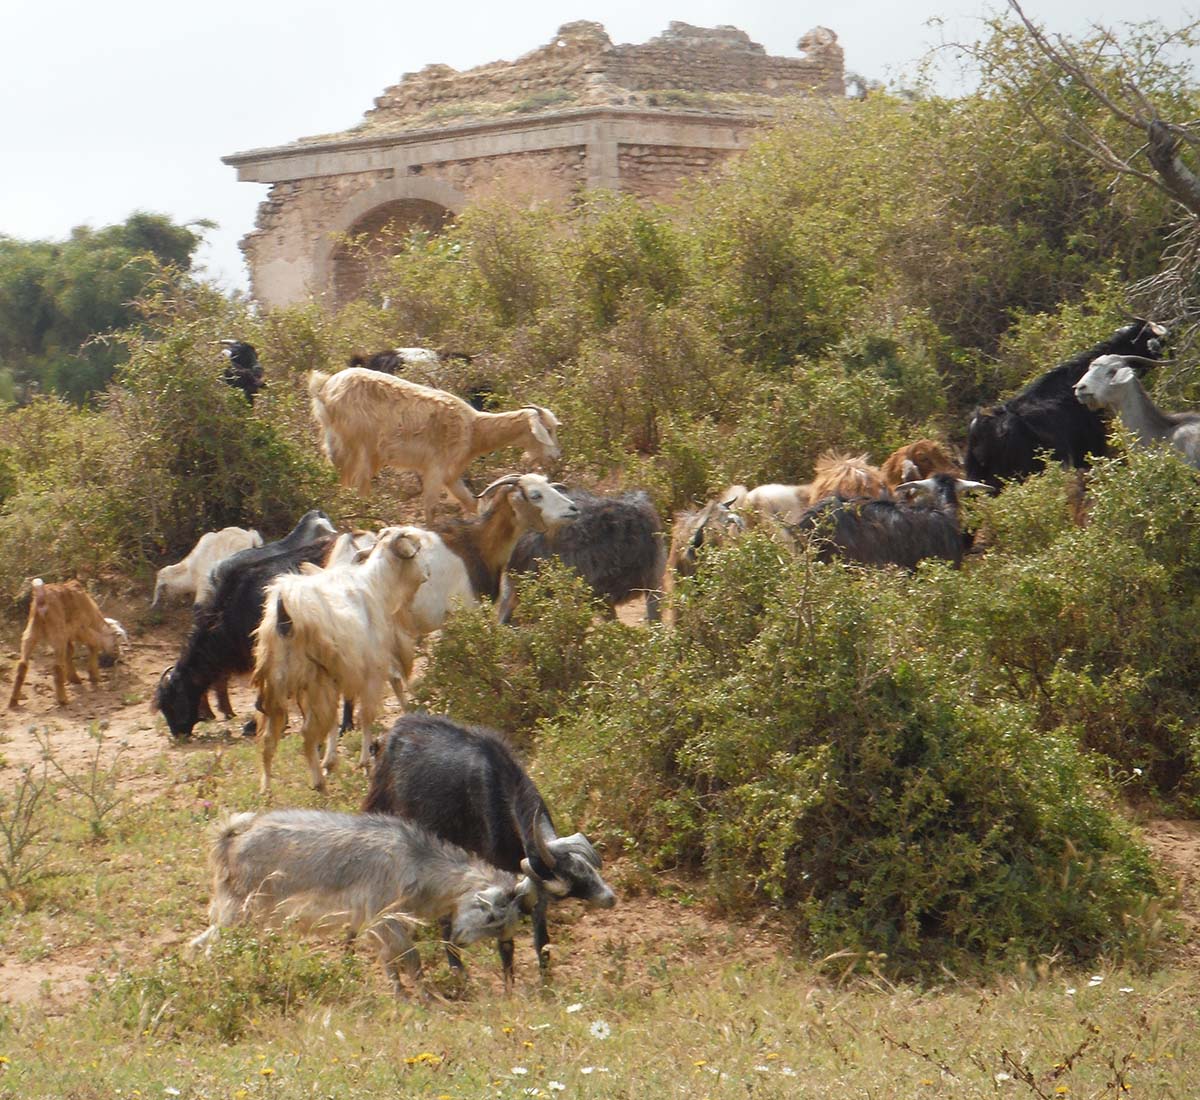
533,535,1167,976
0,213,207,402
413,561,626,745
106,928,366,1042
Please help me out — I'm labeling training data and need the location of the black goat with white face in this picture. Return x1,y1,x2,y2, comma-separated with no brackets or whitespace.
220,340,266,403
363,714,616,983
498,487,666,623
964,319,1168,488
792,474,990,571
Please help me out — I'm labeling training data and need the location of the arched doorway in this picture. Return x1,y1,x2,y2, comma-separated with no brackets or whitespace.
315,178,469,307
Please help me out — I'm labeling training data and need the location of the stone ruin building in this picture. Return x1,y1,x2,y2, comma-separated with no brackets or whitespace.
223,21,845,307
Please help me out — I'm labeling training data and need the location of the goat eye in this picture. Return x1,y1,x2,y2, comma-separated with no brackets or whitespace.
530,491,542,501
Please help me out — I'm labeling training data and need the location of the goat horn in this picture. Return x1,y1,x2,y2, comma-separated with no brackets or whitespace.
895,477,937,494
1121,355,1170,369
531,808,558,872
953,479,992,494
478,474,521,499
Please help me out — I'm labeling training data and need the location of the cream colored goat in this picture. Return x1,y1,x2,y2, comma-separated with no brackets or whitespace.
308,367,562,521
251,527,429,794
9,579,127,708
152,526,263,606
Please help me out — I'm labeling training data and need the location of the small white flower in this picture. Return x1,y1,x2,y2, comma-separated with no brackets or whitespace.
995,1072,1012,1082
580,1067,594,1075
781,1067,797,1078
529,1023,551,1031
1065,987,1077,995
335,1029,346,1041
549,1083,566,1092
1088,975,1104,987
565,1003,583,1014
589,1020,612,1040
1120,986,1135,993
754,1064,771,1073
165,1090,181,1098
1133,767,1143,776
512,1066,529,1075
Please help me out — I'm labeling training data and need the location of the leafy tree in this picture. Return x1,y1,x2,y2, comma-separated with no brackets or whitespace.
0,212,207,403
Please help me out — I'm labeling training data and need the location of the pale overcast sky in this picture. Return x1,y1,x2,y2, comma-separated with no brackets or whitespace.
4,0,1196,294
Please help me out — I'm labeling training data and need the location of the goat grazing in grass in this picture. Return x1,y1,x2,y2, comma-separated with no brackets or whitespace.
309,367,561,521
1074,354,1200,468
9,580,126,708
191,809,530,996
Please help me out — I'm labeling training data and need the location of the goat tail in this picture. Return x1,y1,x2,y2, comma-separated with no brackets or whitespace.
308,370,331,403
210,811,257,875
274,595,293,638
31,577,47,615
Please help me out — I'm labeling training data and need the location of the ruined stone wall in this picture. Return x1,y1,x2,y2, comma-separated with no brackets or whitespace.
616,143,736,200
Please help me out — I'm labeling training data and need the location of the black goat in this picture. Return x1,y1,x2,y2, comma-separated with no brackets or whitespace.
791,474,989,571
348,347,493,410
363,714,616,982
154,511,336,738
497,488,665,623
965,319,1167,487
220,340,266,403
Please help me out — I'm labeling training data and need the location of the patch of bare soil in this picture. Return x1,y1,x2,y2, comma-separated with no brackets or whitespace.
1140,816,1200,963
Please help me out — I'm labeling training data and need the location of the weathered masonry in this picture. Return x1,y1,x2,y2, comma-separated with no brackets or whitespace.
223,21,844,307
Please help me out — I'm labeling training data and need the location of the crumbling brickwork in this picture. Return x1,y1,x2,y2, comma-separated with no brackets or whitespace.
225,22,845,307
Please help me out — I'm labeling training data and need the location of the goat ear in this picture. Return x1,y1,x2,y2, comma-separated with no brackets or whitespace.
527,410,555,449
1112,366,1137,385
390,535,418,560
298,562,322,575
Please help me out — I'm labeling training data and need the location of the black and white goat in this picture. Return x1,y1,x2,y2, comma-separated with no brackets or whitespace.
363,714,616,982
791,474,990,571
220,340,266,403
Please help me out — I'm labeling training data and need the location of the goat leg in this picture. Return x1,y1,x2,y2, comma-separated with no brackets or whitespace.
498,936,515,990
214,676,235,720
442,916,465,972
7,659,29,708
65,641,84,684
533,893,551,979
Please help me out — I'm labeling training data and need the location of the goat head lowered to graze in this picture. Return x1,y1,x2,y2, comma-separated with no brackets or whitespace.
363,714,616,983
308,366,562,522
190,809,531,996
8,579,127,709
965,319,1168,488
153,510,338,739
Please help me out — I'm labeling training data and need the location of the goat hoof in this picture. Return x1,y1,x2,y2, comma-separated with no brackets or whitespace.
241,719,257,738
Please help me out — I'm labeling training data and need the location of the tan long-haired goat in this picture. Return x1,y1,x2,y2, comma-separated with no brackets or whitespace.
308,367,562,522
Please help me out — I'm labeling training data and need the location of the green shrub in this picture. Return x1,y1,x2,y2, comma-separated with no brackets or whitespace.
535,535,1168,976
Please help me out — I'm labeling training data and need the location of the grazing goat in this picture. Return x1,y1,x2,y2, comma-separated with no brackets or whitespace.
667,494,747,585
308,366,562,521
737,483,812,526
349,347,492,408
364,714,616,982
253,527,429,793
499,487,665,623
152,526,263,607
1074,354,1200,468
965,319,1168,487
792,473,990,571
881,439,962,488
220,340,266,403
154,512,337,738
190,809,529,996
9,580,127,708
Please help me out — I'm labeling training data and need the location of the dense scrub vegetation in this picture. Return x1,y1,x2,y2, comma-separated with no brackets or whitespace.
3,35,1199,976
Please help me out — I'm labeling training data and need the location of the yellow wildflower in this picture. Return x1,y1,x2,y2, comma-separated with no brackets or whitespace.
260,1067,275,1077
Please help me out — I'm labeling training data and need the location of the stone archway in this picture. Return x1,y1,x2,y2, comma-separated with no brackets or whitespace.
314,178,469,305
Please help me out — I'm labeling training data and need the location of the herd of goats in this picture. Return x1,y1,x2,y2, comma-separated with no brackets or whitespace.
3,317,1184,994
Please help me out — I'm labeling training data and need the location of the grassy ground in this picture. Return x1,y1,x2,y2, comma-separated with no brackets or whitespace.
0,621,1197,1099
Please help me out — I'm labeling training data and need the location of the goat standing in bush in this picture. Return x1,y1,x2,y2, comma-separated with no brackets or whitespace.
9,579,127,708
191,808,530,996
253,527,430,793
792,474,990,571
364,713,616,982
498,487,665,623
1074,354,1200,468
151,526,263,607
308,367,562,521
965,319,1168,487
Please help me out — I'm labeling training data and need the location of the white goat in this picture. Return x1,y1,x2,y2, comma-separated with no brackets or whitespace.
308,367,562,521
190,809,530,996
252,527,430,794
738,483,812,525
1074,354,1200,468
152,527,263,607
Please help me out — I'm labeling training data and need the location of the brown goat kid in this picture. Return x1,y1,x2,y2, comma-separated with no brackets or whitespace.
308,368,562,522
8,580,126,708
880,439,962,489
